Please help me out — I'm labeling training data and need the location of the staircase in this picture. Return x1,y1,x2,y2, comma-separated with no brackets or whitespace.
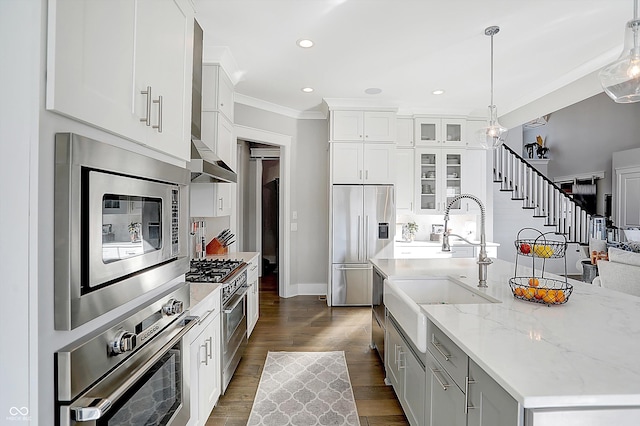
493,144,591,245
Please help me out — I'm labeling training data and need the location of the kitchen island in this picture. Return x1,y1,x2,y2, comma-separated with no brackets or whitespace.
371,257,640,425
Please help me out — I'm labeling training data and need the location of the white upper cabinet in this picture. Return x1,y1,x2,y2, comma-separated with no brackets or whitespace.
134,0,192,160
190,182,233,217
332,111,396,142
415,117,466,146
395,148,415,212
47,0,194,161
396,117,414,147
202,64,234,123
332,143,395,184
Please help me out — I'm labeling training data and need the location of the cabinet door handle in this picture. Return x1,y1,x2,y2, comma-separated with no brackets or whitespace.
359,170,363,180
357,216,361,261
365,170,369,180
431,337,451,361
398,349,407,370
152,95,163,133
429,367,451,391
219,197,223,211
207,336,213,360
201,341,209,366
394,344,400,363
140,86,152,126
464,376,477,414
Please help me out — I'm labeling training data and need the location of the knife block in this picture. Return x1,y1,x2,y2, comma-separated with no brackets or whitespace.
206,238,228,255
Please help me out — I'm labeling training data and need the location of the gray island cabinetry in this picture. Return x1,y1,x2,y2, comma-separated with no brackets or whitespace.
371,257,640,426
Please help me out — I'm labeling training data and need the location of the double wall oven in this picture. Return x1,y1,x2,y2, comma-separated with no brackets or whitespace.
54,133,190,330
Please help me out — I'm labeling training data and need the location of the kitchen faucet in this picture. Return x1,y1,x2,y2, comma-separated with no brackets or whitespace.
441,194,492,288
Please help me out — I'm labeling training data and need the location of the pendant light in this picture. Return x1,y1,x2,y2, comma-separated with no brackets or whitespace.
599,0,640,103
476,26,507,149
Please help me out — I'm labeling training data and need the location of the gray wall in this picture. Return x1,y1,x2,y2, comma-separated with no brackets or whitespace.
235,103,329,293
522,92,640,216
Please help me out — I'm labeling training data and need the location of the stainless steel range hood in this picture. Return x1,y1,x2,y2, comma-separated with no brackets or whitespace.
188,19,237,184
189,141,237,183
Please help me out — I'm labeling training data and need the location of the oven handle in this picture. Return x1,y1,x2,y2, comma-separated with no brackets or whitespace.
70,316,199,422
223,289,247,314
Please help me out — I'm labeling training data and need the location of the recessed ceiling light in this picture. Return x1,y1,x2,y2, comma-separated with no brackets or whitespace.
432,89,445,95
297,39,314,48
301,87,314,93
365,88,382,95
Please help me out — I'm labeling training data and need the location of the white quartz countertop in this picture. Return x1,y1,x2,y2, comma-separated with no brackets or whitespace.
371,257,640,409
394,239,500,247
189,282,220,307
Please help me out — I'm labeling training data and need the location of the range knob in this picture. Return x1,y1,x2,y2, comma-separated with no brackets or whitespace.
110,330,137,355
162,298,184,316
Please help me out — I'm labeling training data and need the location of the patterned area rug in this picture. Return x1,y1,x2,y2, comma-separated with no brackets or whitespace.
248,351,360,426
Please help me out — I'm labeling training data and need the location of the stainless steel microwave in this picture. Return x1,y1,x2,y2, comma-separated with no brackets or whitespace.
54,133,190,330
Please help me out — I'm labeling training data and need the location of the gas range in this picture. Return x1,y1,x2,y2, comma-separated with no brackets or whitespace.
186,258,247,303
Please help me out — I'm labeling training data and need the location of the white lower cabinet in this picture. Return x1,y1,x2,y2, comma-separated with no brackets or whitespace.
385,317,521,426
385,316,425,426
467,358,520,426
188,287,222,426
246,254,260,337
425,350,466,426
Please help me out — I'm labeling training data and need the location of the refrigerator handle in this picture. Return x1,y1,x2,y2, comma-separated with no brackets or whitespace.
357,215,361,261
365,215,370,259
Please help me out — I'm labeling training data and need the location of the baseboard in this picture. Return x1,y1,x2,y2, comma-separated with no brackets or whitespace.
288,282,327,297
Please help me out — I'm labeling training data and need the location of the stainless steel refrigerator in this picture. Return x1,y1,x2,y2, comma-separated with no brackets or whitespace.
331,185,395,306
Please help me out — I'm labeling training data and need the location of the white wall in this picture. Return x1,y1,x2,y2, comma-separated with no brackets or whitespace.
493,185,584,276
1,0,42,422
234,104,329,295
521,93,640,216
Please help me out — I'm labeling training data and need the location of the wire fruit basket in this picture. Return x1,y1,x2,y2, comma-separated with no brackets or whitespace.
510,228,573,305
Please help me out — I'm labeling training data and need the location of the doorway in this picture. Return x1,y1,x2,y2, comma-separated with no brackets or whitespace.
252,148,281,294
235,125,291,298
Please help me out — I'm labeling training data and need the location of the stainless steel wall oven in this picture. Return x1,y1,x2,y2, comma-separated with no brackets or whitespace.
55,284,197,426
54,133,190,330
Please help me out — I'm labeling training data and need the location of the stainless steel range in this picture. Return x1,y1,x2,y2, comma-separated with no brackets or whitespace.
185,258,248,393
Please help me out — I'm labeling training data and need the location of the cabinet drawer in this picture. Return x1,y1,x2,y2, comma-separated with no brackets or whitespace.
247,256,259,282
428,320,468,390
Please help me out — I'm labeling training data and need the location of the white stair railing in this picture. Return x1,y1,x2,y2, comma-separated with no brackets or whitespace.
493,144,591,245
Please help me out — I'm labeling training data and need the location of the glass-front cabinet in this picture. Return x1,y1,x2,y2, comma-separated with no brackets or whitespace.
416,148,464,214
414,117,466,146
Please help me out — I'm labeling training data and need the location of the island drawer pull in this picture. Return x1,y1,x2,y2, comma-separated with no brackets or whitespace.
397,350,405,369
431,337,451,361
464,376,476,414
429,367,451,391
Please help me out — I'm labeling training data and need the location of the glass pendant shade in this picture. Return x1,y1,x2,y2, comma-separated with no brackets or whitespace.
476,105,507,149
600,18,640,103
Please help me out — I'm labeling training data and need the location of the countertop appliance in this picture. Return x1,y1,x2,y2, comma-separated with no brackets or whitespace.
55,284,197,425
54,133,190,330
185,259,248,392
331,185,395,306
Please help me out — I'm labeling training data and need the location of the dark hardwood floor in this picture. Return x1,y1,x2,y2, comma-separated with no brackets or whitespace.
206,273,409,425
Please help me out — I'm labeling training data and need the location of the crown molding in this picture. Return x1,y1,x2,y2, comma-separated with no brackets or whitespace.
234,93,326,120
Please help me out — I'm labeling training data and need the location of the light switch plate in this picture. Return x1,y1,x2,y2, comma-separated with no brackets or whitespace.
291,222,298,231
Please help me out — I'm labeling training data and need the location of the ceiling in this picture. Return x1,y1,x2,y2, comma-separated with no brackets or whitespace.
194,0,632,120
